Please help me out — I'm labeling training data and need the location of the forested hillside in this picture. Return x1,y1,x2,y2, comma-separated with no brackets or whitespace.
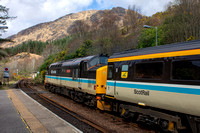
138,0,200,48
1,0,200,79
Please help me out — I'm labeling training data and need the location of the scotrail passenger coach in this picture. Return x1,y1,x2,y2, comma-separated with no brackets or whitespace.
102,40,200,133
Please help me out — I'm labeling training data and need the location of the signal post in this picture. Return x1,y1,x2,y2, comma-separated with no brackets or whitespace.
3,67,9,85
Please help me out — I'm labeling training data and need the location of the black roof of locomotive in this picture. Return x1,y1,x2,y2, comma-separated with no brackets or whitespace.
49,56,96,68
49,54,109,69
109,40,200,59
62,55,96,68
49,61,63,68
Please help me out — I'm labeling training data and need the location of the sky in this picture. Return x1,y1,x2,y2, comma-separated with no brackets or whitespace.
0,0,174,38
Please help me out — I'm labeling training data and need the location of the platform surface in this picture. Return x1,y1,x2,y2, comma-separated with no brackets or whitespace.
0,90,29,133
5,89,82,133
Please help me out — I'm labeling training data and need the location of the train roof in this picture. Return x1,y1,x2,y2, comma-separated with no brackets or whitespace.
61,55,96,67
109,40,200,59
49,56,96,68
49,55,96,68
49,61,64,68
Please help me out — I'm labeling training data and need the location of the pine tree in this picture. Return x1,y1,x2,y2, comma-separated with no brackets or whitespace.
0,5,15,41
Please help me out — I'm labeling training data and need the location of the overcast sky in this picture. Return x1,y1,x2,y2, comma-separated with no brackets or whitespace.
0,0,174,38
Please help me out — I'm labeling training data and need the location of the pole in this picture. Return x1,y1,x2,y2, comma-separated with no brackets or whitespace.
144,25,158,46
155,27,157,46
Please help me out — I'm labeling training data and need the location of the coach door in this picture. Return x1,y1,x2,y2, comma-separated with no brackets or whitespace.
106,65,116,96
72,69,79,89
57,68,62,86
77,68,81,89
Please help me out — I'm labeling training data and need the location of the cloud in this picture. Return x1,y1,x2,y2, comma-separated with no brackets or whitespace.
95,0,174,16
0,0,174,38
1,0,93,38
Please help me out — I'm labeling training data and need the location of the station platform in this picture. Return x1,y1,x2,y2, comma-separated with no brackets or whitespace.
0,89,82,133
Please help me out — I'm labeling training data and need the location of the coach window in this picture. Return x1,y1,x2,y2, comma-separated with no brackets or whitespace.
62,69,65,73
107,65,114,79
51,69,56,75
135,62,163,79
122,65,128,71
121,65,129,79
76,69,79,78
57,69,61,76
88,57,99,69
83,62,87,71
100,56,108,65
172,60,200,80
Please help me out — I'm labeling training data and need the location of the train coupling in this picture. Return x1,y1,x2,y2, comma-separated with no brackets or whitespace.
96,95,111,111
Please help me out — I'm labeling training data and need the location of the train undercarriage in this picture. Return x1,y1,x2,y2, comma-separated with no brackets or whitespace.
45,83,200,133
101,96,200,133
45,83,97,107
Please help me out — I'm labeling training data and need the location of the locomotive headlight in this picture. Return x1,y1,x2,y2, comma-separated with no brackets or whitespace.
138,102,146,106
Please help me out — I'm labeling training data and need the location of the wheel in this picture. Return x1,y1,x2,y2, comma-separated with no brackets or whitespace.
159,119,169,132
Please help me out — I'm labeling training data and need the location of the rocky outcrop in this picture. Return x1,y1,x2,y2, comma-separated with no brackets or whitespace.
5,52,44,77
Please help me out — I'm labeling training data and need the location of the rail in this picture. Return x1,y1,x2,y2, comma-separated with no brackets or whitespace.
18,79,110,133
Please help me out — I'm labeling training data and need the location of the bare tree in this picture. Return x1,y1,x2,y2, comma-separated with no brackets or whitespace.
97,10,121,54
98,10,120,38
164,0,200,43
123,5,142,34
41,44,60,59
68,20,90,38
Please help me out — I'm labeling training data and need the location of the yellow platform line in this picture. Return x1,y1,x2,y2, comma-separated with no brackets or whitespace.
6,90,49,133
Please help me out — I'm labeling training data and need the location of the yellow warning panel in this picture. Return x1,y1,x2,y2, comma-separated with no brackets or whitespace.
121,72,128,78
96,66,107,94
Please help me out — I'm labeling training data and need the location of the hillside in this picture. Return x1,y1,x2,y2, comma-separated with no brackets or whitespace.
1,7,127,48
1,1,200,81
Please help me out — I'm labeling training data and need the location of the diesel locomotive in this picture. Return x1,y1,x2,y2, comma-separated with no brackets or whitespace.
45,40,200,133
45,55,108,106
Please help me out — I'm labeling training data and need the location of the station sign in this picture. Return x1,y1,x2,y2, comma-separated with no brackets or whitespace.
4,67,9,78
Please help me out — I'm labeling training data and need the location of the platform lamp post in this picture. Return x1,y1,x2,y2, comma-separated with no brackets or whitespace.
143,25,157,46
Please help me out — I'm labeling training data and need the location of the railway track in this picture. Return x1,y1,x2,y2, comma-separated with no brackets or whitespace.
18,79,112,133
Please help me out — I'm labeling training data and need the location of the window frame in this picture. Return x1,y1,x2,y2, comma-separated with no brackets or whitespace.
121,65,129,72
107,65,114,80
134,61,164,80
171,59,200,81
72,68,79,80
